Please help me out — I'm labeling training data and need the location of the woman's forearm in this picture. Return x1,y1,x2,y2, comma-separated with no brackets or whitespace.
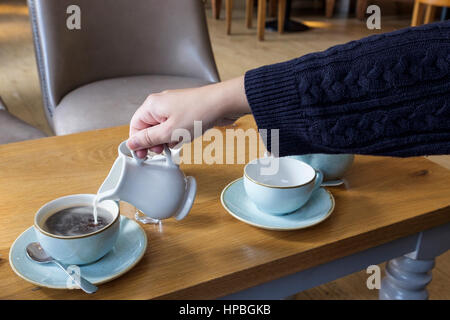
213,76,251,121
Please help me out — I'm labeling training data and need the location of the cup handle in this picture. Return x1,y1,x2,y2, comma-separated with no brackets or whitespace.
173,176,197,220
263,151,275,158
313,170,324,192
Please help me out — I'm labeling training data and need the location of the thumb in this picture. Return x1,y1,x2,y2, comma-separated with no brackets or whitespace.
127,123,169,151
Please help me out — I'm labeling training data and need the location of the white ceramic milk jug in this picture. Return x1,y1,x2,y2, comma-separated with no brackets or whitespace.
96,141,197,221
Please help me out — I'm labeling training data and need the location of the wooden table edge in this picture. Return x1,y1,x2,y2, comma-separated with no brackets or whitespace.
156,206,450,299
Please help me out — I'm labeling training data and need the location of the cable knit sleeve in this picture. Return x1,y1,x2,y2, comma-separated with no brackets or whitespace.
244,21,450,157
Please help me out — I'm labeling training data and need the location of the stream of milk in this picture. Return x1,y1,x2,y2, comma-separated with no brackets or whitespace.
92,195,99,225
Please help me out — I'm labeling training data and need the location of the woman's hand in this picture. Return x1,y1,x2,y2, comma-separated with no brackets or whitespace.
127,76,250,158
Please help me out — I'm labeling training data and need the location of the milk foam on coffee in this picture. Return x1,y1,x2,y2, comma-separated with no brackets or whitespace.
43,206,113,236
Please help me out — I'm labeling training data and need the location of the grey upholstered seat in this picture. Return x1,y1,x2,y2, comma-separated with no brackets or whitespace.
0,111,46,144
53,75,210,135
0,98,46,144
28,0,220,135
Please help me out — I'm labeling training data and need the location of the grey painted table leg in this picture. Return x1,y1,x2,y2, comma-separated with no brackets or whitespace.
380,255,435,299
380,223,450,300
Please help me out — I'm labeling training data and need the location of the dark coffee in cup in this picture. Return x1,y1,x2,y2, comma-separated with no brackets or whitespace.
42,206,113,236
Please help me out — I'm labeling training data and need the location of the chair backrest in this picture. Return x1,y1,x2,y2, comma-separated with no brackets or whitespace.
28,0,220,121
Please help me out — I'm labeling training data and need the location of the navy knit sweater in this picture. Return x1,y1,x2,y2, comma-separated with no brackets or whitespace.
244,21,450,157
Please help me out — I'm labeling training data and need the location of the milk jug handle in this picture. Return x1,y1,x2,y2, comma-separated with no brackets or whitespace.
131,150,146,165
164,144,175,167
129,140,146,165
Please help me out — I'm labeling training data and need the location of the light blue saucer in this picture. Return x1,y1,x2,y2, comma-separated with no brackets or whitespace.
9,216,147,289
221,178,335,231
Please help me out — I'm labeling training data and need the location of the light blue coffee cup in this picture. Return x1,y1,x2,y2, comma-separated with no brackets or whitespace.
34,194,120,265
244,157,323,215
288,154,354,181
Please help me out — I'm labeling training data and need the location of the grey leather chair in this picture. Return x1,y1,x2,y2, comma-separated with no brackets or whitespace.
28,0,220,135
0,97,46,144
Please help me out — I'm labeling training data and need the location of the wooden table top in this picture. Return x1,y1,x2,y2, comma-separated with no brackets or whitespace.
0,116,449,299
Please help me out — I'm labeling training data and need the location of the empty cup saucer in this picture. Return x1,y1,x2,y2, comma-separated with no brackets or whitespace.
221,178,334,231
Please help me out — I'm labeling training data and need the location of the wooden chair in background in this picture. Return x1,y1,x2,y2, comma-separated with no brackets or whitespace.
411,0,450,25
212,0,222,18
212,0,287,40
253,0,287,41
326,0,368,19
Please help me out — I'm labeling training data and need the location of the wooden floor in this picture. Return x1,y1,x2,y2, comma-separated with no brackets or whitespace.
0,0,448,299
